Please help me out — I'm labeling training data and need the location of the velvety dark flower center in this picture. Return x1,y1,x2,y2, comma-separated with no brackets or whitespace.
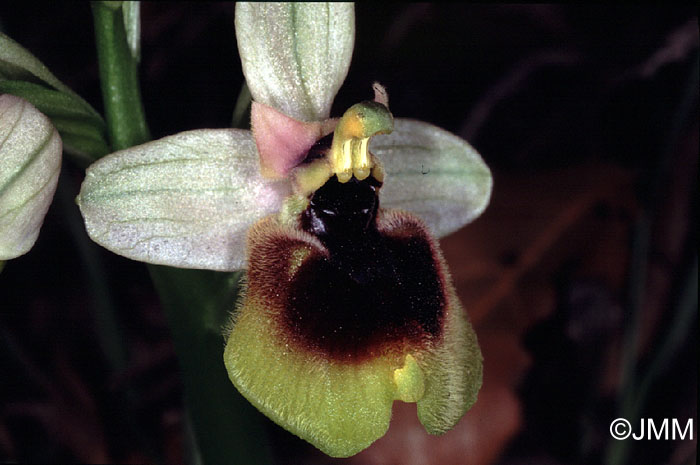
284,178,446,361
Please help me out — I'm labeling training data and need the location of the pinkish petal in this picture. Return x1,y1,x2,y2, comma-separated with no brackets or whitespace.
252,101,336,179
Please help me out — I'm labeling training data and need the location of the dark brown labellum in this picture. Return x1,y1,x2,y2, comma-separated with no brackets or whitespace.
277,177,447,361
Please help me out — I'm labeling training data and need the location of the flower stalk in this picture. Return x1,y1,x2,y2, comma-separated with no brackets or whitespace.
92,1,150,151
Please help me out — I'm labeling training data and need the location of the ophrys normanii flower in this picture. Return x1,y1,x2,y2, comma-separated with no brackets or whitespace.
77,2,492,458
225,98,484,458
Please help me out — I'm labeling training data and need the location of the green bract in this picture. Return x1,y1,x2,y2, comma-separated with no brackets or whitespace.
0,94,62,260
77,2,492,458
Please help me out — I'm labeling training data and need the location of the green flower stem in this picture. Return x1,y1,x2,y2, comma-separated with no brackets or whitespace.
92,4,163,462
91,3,272,463
150,267,274,465
92,1,150,150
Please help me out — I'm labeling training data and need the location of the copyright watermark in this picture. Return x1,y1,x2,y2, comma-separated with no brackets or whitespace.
610,418,694,440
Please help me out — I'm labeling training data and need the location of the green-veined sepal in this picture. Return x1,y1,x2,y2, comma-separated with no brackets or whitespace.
0,94,62,260
372,118,492,238
77,129,291,271
235,2,354,122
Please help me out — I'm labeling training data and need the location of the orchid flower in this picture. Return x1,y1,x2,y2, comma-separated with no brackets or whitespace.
77,2,492,458
0,94,62,264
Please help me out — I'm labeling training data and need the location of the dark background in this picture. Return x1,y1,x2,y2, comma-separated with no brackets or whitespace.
0,3,697,464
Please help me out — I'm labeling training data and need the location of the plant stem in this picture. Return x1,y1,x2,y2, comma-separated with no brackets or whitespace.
92,1,150,150
91,3,164,462
91,3,272,463
150,267,274,465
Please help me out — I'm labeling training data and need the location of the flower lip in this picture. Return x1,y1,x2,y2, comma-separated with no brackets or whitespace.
301,176,381,240
271,177,448,363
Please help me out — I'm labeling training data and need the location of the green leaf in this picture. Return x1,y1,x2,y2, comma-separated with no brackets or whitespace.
235,3,354,122
77,128,291,271
122,1,141,63
372,118,493,238
0,80,110,161
0,32,103,121
0,94,62,260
